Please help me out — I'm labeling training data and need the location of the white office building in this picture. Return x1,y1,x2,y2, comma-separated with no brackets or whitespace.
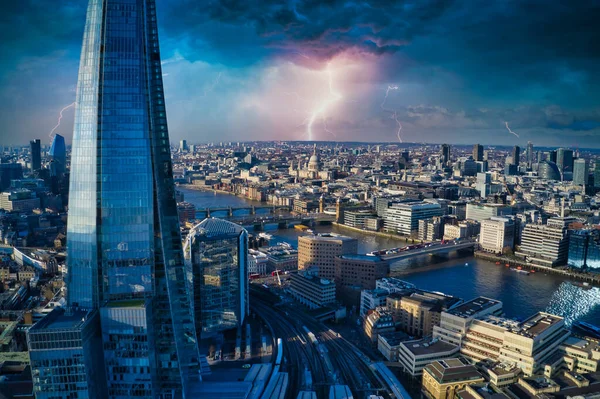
384,202,443,235
480,217,516,253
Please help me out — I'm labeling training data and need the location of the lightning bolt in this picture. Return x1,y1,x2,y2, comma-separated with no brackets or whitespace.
505,121,520,138
49,102,76,139
381,85,403,142
306,62,342,141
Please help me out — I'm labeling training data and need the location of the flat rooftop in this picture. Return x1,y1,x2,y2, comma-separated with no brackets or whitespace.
378,331,411,347
300,233,356,242
401,338,459,356
447,297,502,319
518,312,563,338
29,308,92,332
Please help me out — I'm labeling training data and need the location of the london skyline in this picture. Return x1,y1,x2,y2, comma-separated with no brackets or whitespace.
1,1,600,147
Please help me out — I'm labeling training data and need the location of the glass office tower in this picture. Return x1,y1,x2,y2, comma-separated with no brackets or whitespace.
184,218,249,339
27,1,202,398
48,134,66,176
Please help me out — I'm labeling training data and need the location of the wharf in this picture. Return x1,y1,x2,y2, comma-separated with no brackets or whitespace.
474,251,600,287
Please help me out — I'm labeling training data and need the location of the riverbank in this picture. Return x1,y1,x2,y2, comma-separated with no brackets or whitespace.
474,251,600,287
178,184,240,197
332,222,420,244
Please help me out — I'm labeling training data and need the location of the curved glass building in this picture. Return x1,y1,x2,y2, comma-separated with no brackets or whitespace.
538,160,561,181
184,218,249,339
27,1,202,398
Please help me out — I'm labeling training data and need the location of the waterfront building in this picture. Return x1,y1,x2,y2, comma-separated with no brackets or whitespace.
443,220,479,240
568,229,600,272
30,139,41,172
479,217,516,254
538,160,562,181
364,307,395,343
397,338,459,377
48,134,66,177
472,144,484,162
27,1,203,397
0,163,23,191
0,189,40,213
434,297,503,346
334,254,389,306
516,217,575,267
421,358,485,399
573,158,589,186
384,202,443,235
298,233,358,280
418,217,444,241
184,218,249,338
289,269,336,309
344,209,377,229
465,203,513,222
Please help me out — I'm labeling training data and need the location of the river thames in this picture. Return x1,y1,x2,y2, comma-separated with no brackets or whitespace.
180,187,600,325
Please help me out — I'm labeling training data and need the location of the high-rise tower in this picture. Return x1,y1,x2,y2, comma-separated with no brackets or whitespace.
27,1,202,398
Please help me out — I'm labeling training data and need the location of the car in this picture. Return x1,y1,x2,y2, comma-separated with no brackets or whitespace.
242,364,251,369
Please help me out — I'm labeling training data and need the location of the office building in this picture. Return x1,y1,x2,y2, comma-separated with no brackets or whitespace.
475,172,491,197
0,189,40,213
184,218,249,338
248,249,268,275
472,144,483,162
418,217,444,241
440,144,450,165
384,202,443,235
479,217,516,254
289,270,336,309
397,338,459,377
557,148,574,174
442,220,480,240
30,139,41,171
386,293,443,337
334,254,389,306
364,307,395,343
0,163,23,191
48,134,66,176
511,145,521,166
516,217,575,267
465,203,512,222
538,161,561,181
568,229,600,272
298,233,358,280
526,141,534,167
573,158,589,186
360,289,390,317
460,157,477,177
344,209,377,229
179,139,188,151
27,1,203,397
422,358,484,399
595,162,600,189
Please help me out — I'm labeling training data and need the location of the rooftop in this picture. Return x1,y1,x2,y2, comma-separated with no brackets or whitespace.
299,233,357,243
378,331,411,347
425,358,484,384
190,218,246,239
29,308,93,332
516,312,563,338
447,297,502,319
401,337,459,356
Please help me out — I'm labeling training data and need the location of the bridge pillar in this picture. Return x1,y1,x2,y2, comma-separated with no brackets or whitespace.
251,206,256,215
206,208,211,218
228,207,233,217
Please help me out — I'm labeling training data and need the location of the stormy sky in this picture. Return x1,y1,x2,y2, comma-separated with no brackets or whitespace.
1,0,600,147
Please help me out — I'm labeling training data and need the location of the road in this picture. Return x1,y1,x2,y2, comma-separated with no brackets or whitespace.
381,240,476,261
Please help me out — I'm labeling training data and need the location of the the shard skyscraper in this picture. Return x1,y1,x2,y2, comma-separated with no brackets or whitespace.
27,1,202,398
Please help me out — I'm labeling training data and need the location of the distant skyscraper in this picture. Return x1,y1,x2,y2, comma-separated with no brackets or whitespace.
595,162,600,189
184,218,249,339
473,144,484,162
526,141,534,167
573,158,589,186
0,163,23,191
30,139,41,171
557,148,574,174
440,144,450,165
549,150,557,164
180,139,188,151
48,134,66,176
511,146,521,166
568,229,600,272
27,1,202,398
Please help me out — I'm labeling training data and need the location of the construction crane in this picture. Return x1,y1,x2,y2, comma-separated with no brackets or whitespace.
503,181,517,205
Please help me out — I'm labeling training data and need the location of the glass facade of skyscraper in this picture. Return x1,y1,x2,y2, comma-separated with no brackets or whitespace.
48,134,66,176
27,1,202,398
568,229,600,272
184,218,249,339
